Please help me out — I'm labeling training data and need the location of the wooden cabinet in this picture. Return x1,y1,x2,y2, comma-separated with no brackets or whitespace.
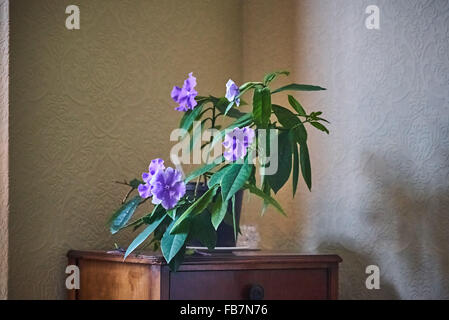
67,250,342,300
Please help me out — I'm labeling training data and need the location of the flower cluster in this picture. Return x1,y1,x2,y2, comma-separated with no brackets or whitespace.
171,72,198,112
223,126,255,161
138,158,186,210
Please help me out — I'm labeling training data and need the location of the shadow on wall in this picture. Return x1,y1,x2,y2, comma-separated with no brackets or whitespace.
360,151,449,299
316,241,399,299
289,0,449,299
317,148,449,299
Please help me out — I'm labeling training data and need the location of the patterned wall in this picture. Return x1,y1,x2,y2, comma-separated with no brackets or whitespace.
0,0,8,300
9,0,242,299
8,0,449,299
242,0,449,299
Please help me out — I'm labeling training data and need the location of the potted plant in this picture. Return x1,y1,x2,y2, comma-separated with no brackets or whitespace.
108,70,329,270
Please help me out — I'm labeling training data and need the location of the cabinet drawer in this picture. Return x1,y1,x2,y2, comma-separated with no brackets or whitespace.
169,269,329,300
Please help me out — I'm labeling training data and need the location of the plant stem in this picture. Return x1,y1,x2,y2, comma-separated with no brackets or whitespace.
203,104,217,186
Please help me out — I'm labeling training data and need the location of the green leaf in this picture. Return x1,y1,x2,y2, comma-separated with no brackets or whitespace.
109,195,141,234
268,131,292,194
261,87,272,128
288,95,306,116
124,211,167,259
263,70,290,85
272,83,326,94
170,186,218,234
189,118,207,152
310,121,329,134
315,117,330,124
168,245,186,271
207,166,230,188
248,164,256,185
292,137,299,197
231,195,237,241
167,207,177,219
224,101,235,116
261,179,271,215
221,162,253,201
215,97,246,118
244,183,286,216
272,104,307,143
300,142,312,191
179,102,204,138
252,87,263,126
184,156,224,183
272,104,299,128
190,210,217,249
129,178,143,189
253,87,271,128
161,219,190,263
211,196,227,230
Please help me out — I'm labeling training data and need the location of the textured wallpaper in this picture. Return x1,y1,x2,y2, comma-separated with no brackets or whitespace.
241,0,449,299
9,0,242,299
8,0,449,299
0,0,8,300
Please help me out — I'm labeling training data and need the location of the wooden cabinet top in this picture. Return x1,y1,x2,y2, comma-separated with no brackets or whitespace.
68,249,342,266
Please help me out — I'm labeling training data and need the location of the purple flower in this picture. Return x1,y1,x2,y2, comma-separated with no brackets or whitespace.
138,158,165,199
225,79,240,106
171,72,198,112
151,167,186,210
223,126,255,161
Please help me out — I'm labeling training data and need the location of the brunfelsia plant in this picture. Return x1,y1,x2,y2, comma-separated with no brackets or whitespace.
108,70,329,270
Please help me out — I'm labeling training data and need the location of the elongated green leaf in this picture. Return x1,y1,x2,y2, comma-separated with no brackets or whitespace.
109,195,141,234
272,83,326,94
231,195,237,241
288,95,306,116
263,70,290,85
207,166,230,188
310,121,329,134
124,212,167,259
170,185,218,234
272,104,307,143
261,179,271,215
252,87,263,126
253,87,271,128
244,183,286,216
292,137,299,197
161,220,189,263
191,210,216,249
179,102,204,138
221,163,253,201
189,118,207,152
210,196,228,230
261,87,272,128
168,244,186,271
184,156,224,183
272,104,299,128
215,97,246,118
268,131,292,194
224,101,234,115
300,142,312,191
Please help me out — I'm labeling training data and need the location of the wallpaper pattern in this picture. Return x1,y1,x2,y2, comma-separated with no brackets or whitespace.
242,0,449,299
0,0,8,300
8,0,449,299
9,0,242,299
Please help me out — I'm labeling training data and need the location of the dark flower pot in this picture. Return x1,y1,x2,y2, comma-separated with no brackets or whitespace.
185,182,243,248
